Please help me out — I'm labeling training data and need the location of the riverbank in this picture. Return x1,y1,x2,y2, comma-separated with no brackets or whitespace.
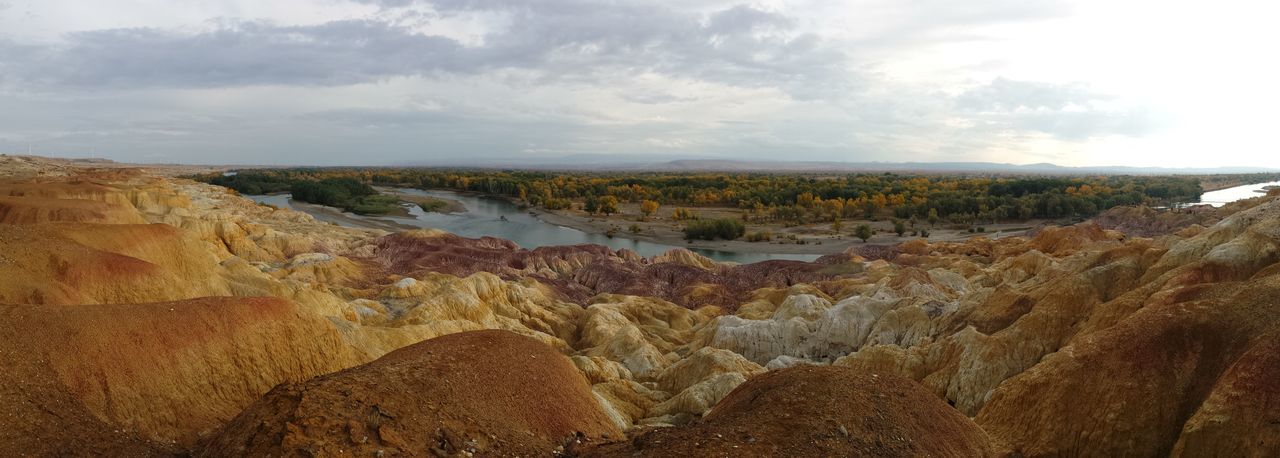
529,209,861,255
394,187,1040,256
255,187,1035,259
297,201,421,231
528,206,1035,256
377,187,467,214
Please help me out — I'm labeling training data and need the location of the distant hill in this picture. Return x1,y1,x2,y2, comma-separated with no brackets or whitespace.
652,160,1278,175
401,156,1278,175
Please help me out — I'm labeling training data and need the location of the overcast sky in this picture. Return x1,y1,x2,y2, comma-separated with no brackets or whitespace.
1,0,1277,167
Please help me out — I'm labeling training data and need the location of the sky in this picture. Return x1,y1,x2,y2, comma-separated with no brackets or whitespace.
0,0,1277,167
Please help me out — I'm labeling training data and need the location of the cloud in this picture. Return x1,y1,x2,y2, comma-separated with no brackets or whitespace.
0,0,1211,167
953,78,1167,140
7,21,467,88
1,1,849,101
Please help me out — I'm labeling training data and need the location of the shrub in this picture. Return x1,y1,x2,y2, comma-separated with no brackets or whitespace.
672,207,698,221
417,199,448,212
746,231,773,242
684,218,746,240
854,224,873,242
543,198,572,210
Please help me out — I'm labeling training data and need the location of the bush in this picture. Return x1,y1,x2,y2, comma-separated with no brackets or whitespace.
629,224,642,234
417,199,448,212
672,207,698,221
746,231,773,242
543,198,572,210
684,218,746,240
347,194,401,215
854,224,873,242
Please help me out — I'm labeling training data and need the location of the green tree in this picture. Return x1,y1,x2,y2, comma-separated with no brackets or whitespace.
854,224,873,243
893,219,906,237
684,218,746,241
927,208,940,227
584,195,599,214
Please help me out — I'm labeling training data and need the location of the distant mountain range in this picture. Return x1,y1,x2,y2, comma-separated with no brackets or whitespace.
401,156,1279,175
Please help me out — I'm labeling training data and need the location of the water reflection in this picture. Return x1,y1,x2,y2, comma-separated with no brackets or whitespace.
1197,180,1280,206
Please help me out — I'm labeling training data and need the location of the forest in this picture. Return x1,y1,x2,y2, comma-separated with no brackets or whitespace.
199,168,1211,224
210,173,401,215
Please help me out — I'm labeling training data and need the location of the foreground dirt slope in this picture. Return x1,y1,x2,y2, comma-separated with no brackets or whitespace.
0,297,362,453
200,330,622,456
586,365,993,457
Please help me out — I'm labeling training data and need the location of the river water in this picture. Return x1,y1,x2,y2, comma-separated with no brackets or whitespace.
248,189,821,263
1197,180,1280,206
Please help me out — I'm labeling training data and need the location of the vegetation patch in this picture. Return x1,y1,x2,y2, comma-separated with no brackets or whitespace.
684,218,746,241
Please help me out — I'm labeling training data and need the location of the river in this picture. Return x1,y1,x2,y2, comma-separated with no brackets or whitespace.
1196,180,1280,206
248,189,821,263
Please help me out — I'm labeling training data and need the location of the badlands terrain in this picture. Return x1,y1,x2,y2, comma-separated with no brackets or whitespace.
1,154,1278,456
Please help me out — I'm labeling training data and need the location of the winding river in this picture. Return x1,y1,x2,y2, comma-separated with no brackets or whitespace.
249,189,821,263
1196,180,1280,206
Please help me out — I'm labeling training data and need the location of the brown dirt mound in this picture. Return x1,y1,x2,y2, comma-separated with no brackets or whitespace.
0,223,238,305
0,196,148,224
1172,330,1280,456
0,297,360,453
975,273,1280,456
585,366,993,457
1091,205,1216,237
0,179,131,203
199,330,622,457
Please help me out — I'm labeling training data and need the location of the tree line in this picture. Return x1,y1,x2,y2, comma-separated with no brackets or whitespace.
207,173,401,215
196,168,1210,223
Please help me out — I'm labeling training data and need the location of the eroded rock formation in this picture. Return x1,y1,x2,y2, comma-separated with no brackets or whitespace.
2,157,1277,456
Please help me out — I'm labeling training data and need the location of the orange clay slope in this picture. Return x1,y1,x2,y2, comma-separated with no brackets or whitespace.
0,297,362,454
199,330,622,457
